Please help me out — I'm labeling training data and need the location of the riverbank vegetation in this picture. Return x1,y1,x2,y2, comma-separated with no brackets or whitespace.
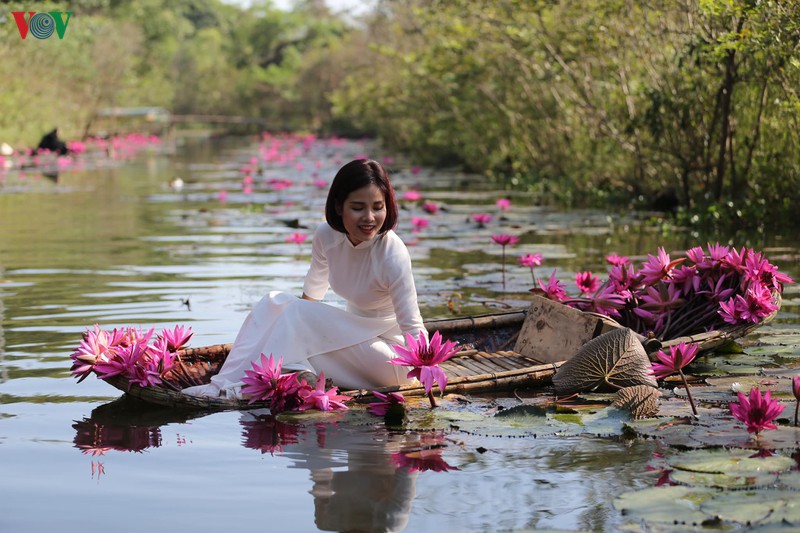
2,0,798,230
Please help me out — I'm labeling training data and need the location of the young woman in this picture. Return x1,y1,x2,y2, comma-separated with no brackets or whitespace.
183,159,426,398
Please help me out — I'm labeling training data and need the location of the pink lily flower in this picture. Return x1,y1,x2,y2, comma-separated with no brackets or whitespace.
69,325,126,382
650,341,700,415
606,253,630,266
518,252,543,285
518,252,543,269
269,374,309,414
422,201,439,214
492,234,519,290
575,271,600,295
368,391,406,417
94,341,147,382
158,325,193,352
241,353,284,404
639,247,685,286
537,270,569,302
286,232,309,245
410,217,429,232
389,330,460,407
730,387,785,435
792,375,800,426
299,372,349,412
401,190,422,202
496,198,511,211
473,213,493,226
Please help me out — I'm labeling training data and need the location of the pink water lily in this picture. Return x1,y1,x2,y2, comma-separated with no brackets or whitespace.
536,269,568,302
473,213,493,226
792,375,800,426
411,217,429,232
422,201,439,214
518,252,543,285
368,391,406,417
730,386,785,436
496,198,511,211
286,232,308,245
606,254,630,266
575,271,600,295
492,234,520,290
69,325,126,382
401,190,422,202
158,325,193,352
639,247,685,286
650,341,700,415
389,330,460,407
241,353,284,405
299,372,349,412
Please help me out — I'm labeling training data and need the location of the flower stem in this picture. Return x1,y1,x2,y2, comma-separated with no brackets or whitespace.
501,246,506,290
678,369,697,416
795,400,798,427
428,390,437,408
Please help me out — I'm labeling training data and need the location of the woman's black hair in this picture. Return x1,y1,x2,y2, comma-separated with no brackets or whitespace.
325,159,398,234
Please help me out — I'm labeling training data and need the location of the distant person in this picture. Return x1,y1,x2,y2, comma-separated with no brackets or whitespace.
183,158,427,398
36,128,69,155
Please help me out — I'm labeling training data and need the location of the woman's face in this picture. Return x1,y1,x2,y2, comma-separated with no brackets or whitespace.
339,184,387,246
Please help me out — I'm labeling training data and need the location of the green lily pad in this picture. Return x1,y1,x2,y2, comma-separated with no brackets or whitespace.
757,333,800,346
700,489,800,526
613,485,718,524
668,448,794,475
669,468,778,489
777,471,800,491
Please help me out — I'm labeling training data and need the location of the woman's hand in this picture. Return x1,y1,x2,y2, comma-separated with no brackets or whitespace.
301,293,318,302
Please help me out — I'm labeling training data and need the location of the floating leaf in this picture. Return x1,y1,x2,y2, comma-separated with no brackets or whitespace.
668,448,795,475
613,485,718,525
700,489,800,526
553,328,657,395
669,469,778,489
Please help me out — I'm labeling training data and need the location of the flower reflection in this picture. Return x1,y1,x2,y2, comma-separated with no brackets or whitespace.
72,418,161,455
240,412,304,455
391,433,459,473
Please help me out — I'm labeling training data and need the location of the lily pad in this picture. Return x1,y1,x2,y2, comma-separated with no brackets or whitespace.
613,485,718,525
778,471,800,490
667,448,795,475
699,489,800,526
669,468,778,489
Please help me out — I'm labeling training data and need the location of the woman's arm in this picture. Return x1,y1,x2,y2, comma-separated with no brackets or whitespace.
302,224,330,300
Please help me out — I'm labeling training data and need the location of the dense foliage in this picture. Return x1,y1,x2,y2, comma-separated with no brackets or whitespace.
2,0,798,229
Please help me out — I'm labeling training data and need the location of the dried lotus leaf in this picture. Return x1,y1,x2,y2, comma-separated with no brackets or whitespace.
613,385,661,419
553,328,658,396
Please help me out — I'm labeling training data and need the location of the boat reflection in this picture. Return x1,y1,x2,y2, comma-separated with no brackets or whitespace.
72,396,199,455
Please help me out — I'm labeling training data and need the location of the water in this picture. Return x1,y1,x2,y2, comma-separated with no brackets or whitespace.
1,135,798,533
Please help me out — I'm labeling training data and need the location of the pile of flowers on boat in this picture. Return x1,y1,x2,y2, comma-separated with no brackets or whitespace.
69,324,193,387
533,243,793,340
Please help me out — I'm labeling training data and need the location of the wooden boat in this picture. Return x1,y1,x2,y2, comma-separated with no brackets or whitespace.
101,294,779,411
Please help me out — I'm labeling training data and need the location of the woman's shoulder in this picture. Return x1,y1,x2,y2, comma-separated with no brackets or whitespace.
376,230,411,258
313,221,341,243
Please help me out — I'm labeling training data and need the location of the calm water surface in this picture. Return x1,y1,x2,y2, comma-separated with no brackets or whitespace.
1,136,798,533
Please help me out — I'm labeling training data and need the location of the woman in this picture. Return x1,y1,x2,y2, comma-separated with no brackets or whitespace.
183,159,426,398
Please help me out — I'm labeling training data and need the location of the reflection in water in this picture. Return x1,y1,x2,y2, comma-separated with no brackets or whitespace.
74,397,461,533
72,396,197,455
240,411,458,533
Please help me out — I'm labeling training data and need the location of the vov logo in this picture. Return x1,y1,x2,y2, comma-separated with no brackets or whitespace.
12,11,73,40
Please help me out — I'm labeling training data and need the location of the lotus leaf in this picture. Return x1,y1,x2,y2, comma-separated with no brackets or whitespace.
613,485,718,524
553,328,657,396
668,448,794,475
669,468,778,489
613,385,661,419
699,489,800,526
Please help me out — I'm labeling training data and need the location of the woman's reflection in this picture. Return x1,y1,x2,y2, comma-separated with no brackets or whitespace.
240,410,458,533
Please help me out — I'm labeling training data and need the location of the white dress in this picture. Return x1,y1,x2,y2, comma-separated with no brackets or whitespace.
183,222,427,397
